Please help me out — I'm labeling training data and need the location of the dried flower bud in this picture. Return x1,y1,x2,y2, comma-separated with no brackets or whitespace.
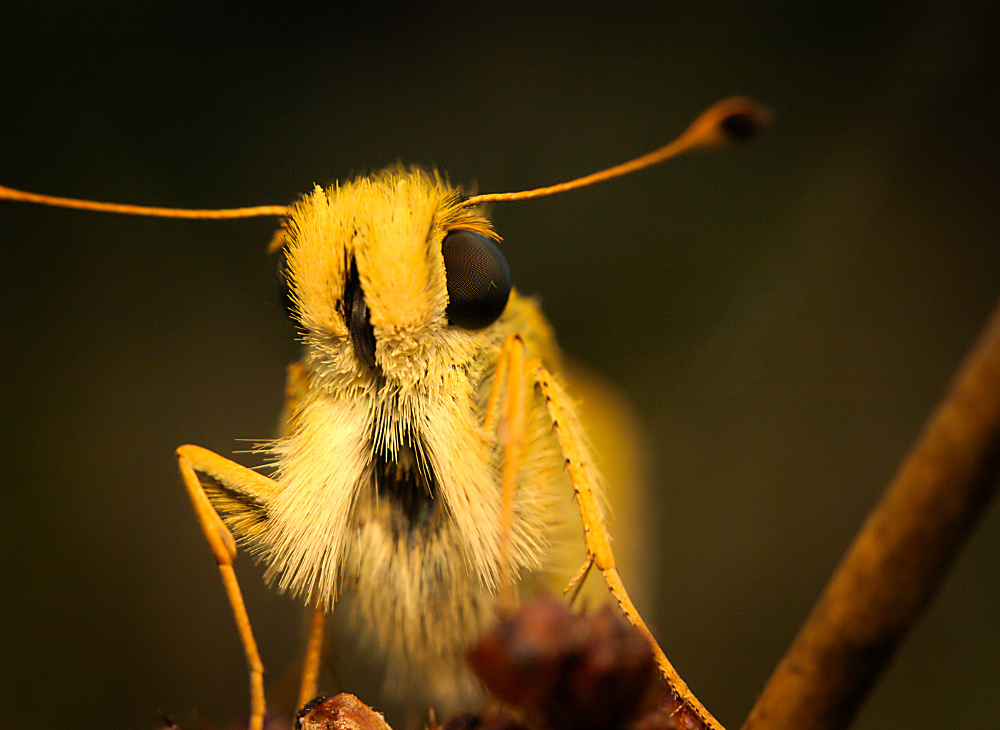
295,694,392,730
468,596,657,730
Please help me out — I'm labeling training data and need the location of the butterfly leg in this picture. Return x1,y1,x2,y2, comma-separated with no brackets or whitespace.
529,365,725,730
176,444,274,730
297,600,326,710
485,334,529,606
277,362,331,712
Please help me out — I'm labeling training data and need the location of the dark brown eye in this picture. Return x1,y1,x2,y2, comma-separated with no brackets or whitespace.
441,229,511,330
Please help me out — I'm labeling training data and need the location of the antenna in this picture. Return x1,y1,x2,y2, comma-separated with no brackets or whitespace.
0,184,288,218
464,96,772,206
0,97,770,218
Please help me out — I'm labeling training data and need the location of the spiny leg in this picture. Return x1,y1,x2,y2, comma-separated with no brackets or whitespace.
483,332,514,434
297,599,326,710
530,365,726,730
489,334,528,608
564,554,595,607
280,364,330,712
176,444,272,730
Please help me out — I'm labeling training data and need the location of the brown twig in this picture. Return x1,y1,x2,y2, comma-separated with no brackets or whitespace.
742,299,1000,730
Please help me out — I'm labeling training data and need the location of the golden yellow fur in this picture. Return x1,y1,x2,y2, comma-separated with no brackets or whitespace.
209,168,593,712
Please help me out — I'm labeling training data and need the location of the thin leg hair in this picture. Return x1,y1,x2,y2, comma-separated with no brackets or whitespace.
176,444,271,730
491,333,725,730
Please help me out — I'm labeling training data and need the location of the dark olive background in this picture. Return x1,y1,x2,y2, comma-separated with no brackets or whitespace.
2,2,998,728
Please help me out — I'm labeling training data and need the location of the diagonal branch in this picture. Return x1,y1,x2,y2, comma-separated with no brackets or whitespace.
742,299,1000,730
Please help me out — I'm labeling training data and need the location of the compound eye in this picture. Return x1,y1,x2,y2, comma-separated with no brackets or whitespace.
442,229,512,330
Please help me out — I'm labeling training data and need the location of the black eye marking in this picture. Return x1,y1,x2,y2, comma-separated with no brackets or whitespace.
442,230,512,330
343,257,377,368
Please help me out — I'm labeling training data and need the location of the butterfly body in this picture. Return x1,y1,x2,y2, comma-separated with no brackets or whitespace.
1,96,769,730
212,168,579,711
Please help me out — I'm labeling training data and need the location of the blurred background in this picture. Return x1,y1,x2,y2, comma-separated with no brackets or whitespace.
1,2,998,728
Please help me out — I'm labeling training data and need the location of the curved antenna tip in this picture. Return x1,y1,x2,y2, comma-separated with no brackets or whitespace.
686,96,775,149
465,96,773,206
